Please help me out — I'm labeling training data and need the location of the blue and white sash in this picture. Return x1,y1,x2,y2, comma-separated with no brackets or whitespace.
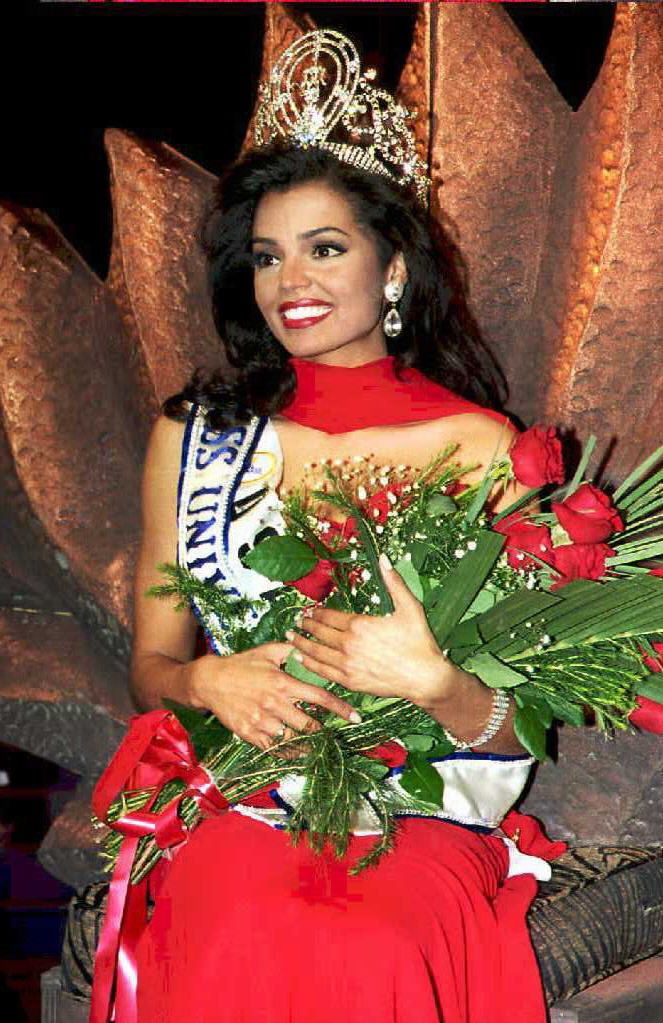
177,405,285,653
176,403,535,845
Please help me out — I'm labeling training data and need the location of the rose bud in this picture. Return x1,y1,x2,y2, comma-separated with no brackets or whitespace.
510,426,565,488
286,558,336,601
493,513,554,571
550,542,615,590
552,483,624,544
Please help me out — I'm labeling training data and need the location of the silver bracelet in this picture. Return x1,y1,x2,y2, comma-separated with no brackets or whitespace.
444,689,511,751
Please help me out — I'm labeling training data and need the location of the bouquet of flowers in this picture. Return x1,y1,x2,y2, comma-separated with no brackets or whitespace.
99,426,663,878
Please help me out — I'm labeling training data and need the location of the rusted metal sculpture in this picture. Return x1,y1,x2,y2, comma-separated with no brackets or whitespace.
0,1,661,886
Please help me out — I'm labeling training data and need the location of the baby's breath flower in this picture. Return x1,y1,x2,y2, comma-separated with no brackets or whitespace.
375,525,385,534
357,485,368,501
361,568,371,582
370,593,381,605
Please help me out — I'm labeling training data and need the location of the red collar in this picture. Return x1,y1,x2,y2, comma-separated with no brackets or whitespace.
280,356,509,434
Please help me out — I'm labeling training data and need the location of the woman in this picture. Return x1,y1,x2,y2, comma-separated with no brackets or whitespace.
115,31,561,1023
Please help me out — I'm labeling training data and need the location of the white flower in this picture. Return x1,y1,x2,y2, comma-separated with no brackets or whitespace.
357,485,368,500
404,552,412,561
361,568,371,582
379,476,389,486
454,549,465,559
370,593,381,605
467,540,477,551
350,549,358,560
387,491,398,505
375,525,385,534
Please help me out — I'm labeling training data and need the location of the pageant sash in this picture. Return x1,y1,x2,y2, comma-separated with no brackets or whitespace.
89,711,229,1023
177,405,286,654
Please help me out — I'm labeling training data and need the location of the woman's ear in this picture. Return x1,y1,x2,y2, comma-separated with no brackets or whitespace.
386,251,408,288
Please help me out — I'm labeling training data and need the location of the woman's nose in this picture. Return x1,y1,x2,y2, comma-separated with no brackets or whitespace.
279,255,312,291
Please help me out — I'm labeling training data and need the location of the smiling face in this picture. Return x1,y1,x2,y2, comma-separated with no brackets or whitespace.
251,180,406,366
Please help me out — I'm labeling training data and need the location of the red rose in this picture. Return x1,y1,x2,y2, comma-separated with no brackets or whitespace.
493,513,554,571
641,640,663,674
550,542,615,590
552,483,624,543
629,696,663,734
363,740,408,769
286,558,336,601
365,483,410,525
324,516,359,543
510,426,565,488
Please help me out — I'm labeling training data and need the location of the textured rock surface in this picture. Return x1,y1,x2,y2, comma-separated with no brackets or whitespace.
0,2,662,886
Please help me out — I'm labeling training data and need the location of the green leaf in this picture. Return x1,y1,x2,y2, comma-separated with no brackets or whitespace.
614,445,663,503
512,685,554,728
425,494,458,516
401,733,435,752
428,734,456,758
464,473,496,525
564,435,597,498
543,694,586,727
162,699,232,761
394,557,424,601
357,757,390,782
283,652,329,689
243,535,318,581
462,651,528,688
399,752,444,807
162,698,206,736
514,705,548,760
410,541,430,572
425,531,505,648
491,486,544,525
462,588,497,618
635,674,663,703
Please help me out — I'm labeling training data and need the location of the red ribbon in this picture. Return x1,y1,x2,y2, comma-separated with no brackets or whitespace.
89,710,229,1023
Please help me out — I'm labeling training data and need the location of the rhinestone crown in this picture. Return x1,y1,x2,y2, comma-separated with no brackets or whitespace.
253,29,430,205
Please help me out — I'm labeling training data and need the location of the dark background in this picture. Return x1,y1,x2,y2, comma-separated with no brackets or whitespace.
5,2,614,278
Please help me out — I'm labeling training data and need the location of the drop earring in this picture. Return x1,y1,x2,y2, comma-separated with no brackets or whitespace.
383,279,404,338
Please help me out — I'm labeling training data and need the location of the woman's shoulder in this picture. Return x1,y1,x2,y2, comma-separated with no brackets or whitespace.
142,411,193,497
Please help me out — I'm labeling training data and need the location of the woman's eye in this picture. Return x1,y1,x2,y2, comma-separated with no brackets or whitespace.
312,243,346,259
252,252,279,269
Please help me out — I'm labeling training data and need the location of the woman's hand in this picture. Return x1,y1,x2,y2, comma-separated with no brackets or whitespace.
184,641,361,758
287,554,456,710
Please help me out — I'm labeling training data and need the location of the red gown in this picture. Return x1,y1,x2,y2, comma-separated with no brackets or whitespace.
109,357,560,1022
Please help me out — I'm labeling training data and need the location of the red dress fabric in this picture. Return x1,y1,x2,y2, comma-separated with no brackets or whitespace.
134,357,550,1022
137,815,545,1023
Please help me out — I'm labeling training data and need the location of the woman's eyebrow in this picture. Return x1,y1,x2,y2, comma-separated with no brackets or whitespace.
251,226,351,246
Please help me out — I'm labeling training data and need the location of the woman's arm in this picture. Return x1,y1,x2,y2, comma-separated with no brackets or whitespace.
130,414,360,752
289,414,530,755
130,414,199,711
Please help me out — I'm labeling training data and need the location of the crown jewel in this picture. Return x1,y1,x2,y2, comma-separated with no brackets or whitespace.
253,29,430,205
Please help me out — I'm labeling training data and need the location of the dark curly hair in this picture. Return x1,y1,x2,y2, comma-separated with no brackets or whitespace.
163,144,507,429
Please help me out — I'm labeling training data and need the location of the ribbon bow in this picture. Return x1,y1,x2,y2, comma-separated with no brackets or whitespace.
89,710,229,1023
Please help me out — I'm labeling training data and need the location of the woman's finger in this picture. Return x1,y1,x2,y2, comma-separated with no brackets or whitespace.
306,606,355,631
287,631,346,670
283,678,361,722
293,617,345,649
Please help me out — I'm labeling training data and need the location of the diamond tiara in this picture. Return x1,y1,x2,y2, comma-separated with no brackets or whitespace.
253,29,430,205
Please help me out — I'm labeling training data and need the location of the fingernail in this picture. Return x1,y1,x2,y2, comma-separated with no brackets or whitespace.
349,711,362,724
293,651,303,662
285,630,295,641
379,553,392,571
